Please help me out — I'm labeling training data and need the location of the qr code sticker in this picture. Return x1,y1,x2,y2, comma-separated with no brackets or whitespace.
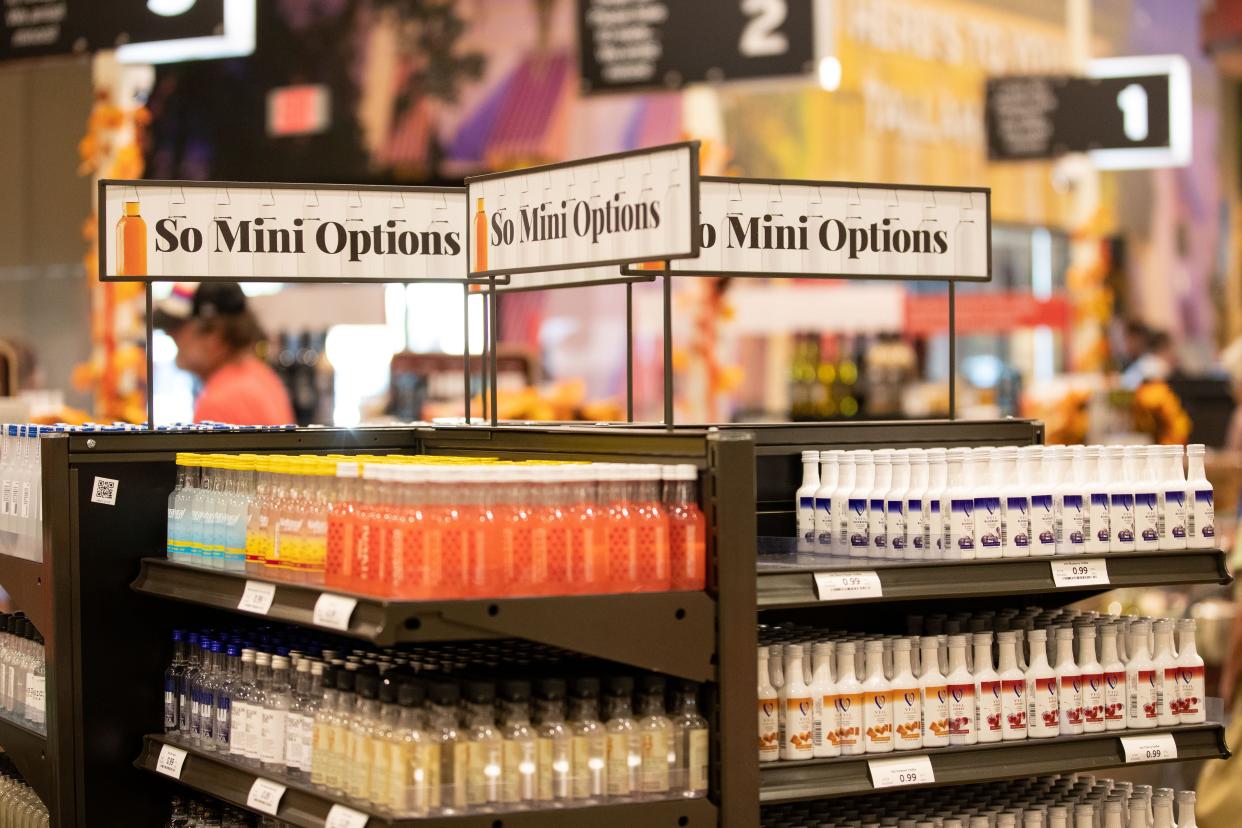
91,477,119,506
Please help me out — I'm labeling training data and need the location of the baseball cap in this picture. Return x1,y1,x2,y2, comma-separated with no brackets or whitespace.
153,282,248,331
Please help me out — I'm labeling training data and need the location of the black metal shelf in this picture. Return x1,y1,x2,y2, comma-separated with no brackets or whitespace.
0,552,48,634
757,542,1232,609
760,718,1230,803
0,713,49,804
135,734,717,828
131,558,717,682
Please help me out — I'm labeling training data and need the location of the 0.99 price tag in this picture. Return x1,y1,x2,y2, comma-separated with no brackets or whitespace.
154,744,187,779
245,777,287,815
237,580,277,615
324,803,370,828
814,570,882,601
1121,733,1178,764
1050,559,1109,588
313,593,358,632
868,755,934,788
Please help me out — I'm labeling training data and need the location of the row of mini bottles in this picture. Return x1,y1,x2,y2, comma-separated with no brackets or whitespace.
760,774,1197,828
0,768,50,827
162,631,709,815
795,444,1216,559
166,795,257,828
758,609,1205,762
0,425,47,563
166,453,706,597
0,612,45,734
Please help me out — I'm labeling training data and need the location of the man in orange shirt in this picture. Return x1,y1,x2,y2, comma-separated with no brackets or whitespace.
154,282,295,425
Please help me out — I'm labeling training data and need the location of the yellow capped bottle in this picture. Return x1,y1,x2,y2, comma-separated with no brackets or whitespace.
117,201,147,277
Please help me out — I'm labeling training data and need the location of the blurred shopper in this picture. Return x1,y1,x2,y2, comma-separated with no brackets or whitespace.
154,282,294,425
1121,328,1177,389
1223,336,1242,452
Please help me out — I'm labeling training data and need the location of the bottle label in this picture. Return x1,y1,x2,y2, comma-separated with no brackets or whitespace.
230,701,250,754
869,500,887,551
947,683,975,737
1000,678,1026,734
893,686,921,746
1005,497,1030,549
1135,492,1160,543
606,733,635,796
1162,667,1181,719
758,699,780,757
864,690,892,747
24,675,44,716
833,692,863,748
688,728,709,792
1089,493,1110,543
887,502,906,552
975,497,1001,550
421,741,441,811
537,736,570,800
1104,670,1126,722
1177,665,1205,717
921,684,948,741
1061,495,1086,546
1193,490,1215,540
1059,675,1083,727
814,497,833,547
164,689,176,729
1163,491,1187,540
1030,495,1055,549
786,696,814,755
285,713,311,771
949,499,975,552
259,709,287,764
1081,673,1104,726
908,499,927,551
848,499,869,548
1111,494,1135,543
572,734,604,798
215,697,230,744
639,731,670,793
503,739,538,802
467,740,502,804
1028,677,1060,735
1130,669,1159,722
978,680,1002,734
797,496,815,543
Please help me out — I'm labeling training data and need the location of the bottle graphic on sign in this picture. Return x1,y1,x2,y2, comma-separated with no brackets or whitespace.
116,201,147,277
475,198,488,271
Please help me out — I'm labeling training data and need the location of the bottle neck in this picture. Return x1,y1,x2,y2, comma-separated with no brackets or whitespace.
1054,635,1075,666
1188,451,1206,481
948,644,968,675
872,463,892,491
892,647,913,678
973,641,993,672
854,462,875,490
1100,630,1120,665
909,461,929,491
919,643,941,677
537,698,566,724
1079,633,1098,666
503,700,531,726
1154,628,1175,658
890,463,910,491
784,653,805,686
638,692,665,717
570,697,599,722
1178,628,1199,659
818,462,838,491
836,650,856,683
1027,637,1050,669
606,695,632,720
864,649,885,680
679,692,700,717
997,637,1018,672
800,460,819,490
757,655,771,688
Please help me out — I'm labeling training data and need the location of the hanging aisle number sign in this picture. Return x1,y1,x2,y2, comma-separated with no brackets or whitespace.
625,178,991,282
465,142,700,279
99,180,466,283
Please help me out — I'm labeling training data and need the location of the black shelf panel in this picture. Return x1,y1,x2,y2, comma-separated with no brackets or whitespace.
132,558,717,682
136,734,717,828
757,542,1232,609
760,719,1230,803
0,553,48,634
0,714,50,805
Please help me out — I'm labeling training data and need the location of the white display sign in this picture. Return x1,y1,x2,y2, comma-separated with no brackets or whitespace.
154,744,188,779
466,142,699,277
237,581,277,615
626,178,990,282
246,777,287,815
313,593,358,632
1120,733,1178,763
868,755,935,788
324,803,370,828
814,570,883,601
1050,559,1110,588
100,180,466,282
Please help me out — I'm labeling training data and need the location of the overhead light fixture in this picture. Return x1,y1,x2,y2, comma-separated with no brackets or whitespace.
117,0,254,64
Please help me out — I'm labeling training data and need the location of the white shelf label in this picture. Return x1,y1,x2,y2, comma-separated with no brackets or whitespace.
237,581,277,615
245,777,287,815
154,744,188,779
324,803,370,828
814,570,883,601
1121,733,1178,763
1050,559,1110,588
313,593,358,632
868,754,935,788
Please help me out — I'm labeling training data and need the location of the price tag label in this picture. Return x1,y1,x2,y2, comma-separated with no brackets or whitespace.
324,803,370,828
237,581,277,615
1050,559,1110,588
868,754,934,789
313,593,358,632
246,777,287,815
814,570,883,601
1121,733,1178,763
154,743,188,779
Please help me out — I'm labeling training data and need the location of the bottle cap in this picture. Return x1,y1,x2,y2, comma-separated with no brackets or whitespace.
466,681,496,704
535,678,567,701
801,450,818,463
571,677,600,698
430,681,461,706
335,670,356,692
639,674,665,694
500,680,531,702
606,675,634,696
355,672,380,699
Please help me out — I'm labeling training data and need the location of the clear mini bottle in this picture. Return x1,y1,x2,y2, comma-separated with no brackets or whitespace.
499,680,538,807
390,680,431,816
636,676,672,799
164,630,186,735
259,654,292,773
429,681,467,813
534,678,572,804
605,676,640,799
310,665,339,787
569,678,607,801
670,680,708,798
464,681,503,808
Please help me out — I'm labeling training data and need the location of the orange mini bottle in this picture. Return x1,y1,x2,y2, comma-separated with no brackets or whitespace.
498,467,538,597
601,465,638,593
474,197,488,271
533,466,572,596
325,460,359,590
117,201,147,276
430,468,468,599
392,465,435,599
664,464,706,591
564,465,604,595
631,465,670,592
459,467,499,598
